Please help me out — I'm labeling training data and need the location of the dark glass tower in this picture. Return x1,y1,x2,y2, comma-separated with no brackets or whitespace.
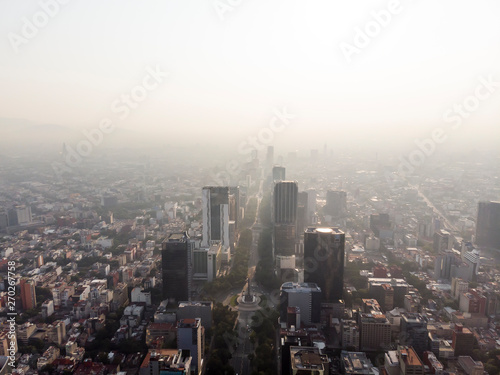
304,227,345,302
325,190,347,218
162,232,192,302
476,201,500,249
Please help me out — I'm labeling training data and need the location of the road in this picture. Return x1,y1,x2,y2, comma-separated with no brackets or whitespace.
231,178,264,375
410,183,459,233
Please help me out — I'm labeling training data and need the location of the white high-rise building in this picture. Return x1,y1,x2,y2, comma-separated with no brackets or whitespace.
201,187,231,249
16,205,32,225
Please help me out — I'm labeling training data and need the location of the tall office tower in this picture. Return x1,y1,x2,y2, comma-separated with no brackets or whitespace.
266,146,274,172
433,230,453,253
101,195,118,207
202,186,239,249
476,201,500,249
279,282,322,325
7,208,18,226
306,189,317,223
400,313,429,358
274,181,298,223
433,249,455,281
273,181,298,256
20,278,37,311
296,192,308,238
303,227,345,302
452,324,474,357
162,233,192,302
370,212,391,234
14,205,32,225
325,190,347,218
177,318,203,375
0,211,7,230
228,186,240,233
272,165,286,181
274,224,296,256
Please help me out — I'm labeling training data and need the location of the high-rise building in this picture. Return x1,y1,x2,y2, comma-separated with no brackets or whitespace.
476,201,500,249
20,278,36,311
101,195,118,207
325,191,347,218
296,192,308,238
370,213,391,238
273,181,298,224
266,146,274,170
272,166,286,181
452,324,474,357
306,189,317,223
162,233,192,302
201,186,239,250
433,230,453,253
177,318,203,375
451,277,469,301
273,181,298,256
274,224,296,256
15,205,32,225
228,186,240,234
434,250,455,281
304,227,345,302
192,243,222,282
0,211,8,230
400,313,428,358
202,187,229,248
279,282,322,325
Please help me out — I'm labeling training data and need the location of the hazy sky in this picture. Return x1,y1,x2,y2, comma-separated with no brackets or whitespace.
1,0,500,150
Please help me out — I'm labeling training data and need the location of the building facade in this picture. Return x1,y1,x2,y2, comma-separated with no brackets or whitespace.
304,227,345,302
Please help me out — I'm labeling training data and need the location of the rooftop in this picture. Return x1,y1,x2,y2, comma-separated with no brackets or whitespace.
290,346,327,371
398,346,424,367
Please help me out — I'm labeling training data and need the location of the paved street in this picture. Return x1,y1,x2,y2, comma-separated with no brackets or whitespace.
230,179,264,375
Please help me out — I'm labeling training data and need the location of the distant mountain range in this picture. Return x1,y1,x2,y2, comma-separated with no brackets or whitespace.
0,117,79,157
